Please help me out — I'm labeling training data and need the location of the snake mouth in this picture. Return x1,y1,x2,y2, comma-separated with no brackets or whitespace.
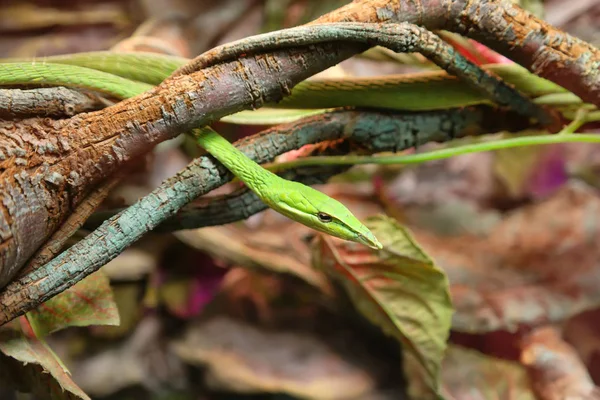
358,232,383,250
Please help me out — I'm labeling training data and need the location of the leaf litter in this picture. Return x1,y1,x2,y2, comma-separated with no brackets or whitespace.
1,0,600,398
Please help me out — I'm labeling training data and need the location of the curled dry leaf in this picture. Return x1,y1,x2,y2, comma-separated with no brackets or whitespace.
25,270,119,338
172,316,380,399
520,326,600,400
440,345,535,400
0,329,89,400
313,215,453,398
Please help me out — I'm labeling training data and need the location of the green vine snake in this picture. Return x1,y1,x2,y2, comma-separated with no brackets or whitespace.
0,22,593,253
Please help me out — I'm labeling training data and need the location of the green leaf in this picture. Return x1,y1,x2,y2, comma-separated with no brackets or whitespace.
0,329,89,400
26,270,119,337
313,215,453,398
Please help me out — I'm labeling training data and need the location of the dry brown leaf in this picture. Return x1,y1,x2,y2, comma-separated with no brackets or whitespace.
520,326,600,400
174,183,381,293
413,183,600,333
440,345,536,400
172,316,381,399
175,215,331,292
177,179,600,336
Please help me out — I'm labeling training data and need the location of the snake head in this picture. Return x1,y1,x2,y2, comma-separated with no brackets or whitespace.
266,180,382,250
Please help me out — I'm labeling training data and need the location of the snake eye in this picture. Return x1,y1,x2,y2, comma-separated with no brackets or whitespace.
317,212,333,223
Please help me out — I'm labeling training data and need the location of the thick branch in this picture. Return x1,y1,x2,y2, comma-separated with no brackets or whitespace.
314,0,600,108
0,87,106,119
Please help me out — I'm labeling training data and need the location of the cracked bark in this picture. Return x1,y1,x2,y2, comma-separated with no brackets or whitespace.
0,18,558,290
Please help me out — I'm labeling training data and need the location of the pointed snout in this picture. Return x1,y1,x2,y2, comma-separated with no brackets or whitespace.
357,230,383,250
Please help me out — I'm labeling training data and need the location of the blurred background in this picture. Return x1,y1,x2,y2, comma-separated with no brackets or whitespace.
0,0,599,399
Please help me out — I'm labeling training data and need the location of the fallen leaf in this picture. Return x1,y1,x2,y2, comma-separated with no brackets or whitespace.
172,316,381,399
0,329,89,400
26,270,119,337
564,309,600,383
313,215,453,398
440,345,535,400
174,212,332,292
70,315,185,397
520,326,600,400
414,183,600,333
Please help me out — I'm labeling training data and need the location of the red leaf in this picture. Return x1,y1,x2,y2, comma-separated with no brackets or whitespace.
521,327,600,400
0,329,89,399
26,270,119,337
313,215,453,398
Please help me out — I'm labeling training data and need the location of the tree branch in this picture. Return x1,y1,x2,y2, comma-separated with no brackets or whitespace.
0,87,106,119
0,105,534,324
314,0,600,107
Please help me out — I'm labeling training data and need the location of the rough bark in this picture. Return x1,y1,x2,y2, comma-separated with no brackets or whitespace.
314,0,600,107
0,87,106,119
